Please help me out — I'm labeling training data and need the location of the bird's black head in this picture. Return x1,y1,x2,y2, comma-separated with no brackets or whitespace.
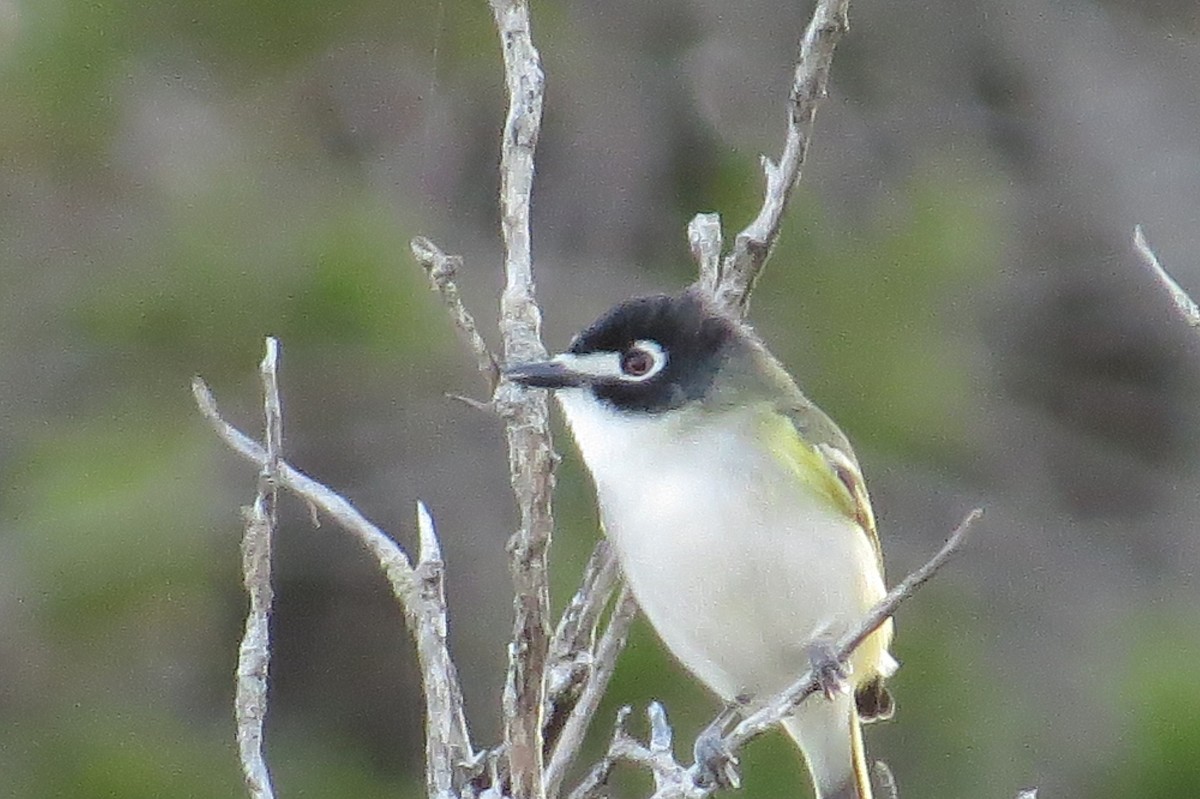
506,290,741,413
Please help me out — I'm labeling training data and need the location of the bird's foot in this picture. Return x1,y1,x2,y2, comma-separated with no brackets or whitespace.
692,697,747,790
808,639,851,701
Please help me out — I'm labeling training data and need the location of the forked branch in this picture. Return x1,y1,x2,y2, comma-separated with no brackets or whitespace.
693,0,852,319
194,359,476,797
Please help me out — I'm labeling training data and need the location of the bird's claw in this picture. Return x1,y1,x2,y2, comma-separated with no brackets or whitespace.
692,698,746,790
808,639,851,700
693,728,740,790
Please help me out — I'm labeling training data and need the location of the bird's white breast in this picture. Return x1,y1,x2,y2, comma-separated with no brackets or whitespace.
556,389,892,702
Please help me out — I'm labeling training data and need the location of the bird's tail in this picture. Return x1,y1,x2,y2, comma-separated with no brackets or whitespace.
781,692,871,799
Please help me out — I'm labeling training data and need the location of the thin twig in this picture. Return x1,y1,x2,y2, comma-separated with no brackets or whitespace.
1133,224,1200,328
542,543,622,763
416,501,480,798
566,509,982,799
447,392,496,413
193,377,419,604
544,585,638,799
708,0,852,318
196,376,481,795
543,541,621,717
413,236,503,389
565,706,634,799
721,508,981,752
488,2,555,799
573,704,690,799
234,337,280,799
689,213,723,295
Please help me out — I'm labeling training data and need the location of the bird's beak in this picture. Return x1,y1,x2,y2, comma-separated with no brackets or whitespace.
504,355,588,389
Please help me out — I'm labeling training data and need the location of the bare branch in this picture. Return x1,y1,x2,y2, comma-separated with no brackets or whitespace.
195,375,483,795
635,703,696,799
1133,224,1200,328
567,703,693,799
688,213,723,295
234,337,280,799
413,236,502,390
565,706,635,799
447,392,496,414
722,508,981,752
193,377,419,605
490,0,547,366
487,2,555,799
416,501,479,798
544,542,620,716
260,338,283,478
710,0,851,317
566,509,982,799
544,585,638,799
542,542,622,765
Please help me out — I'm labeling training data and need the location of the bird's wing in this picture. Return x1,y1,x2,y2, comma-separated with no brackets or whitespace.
775,402,883,571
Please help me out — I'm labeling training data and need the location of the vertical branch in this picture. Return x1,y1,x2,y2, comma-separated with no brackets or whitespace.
488,3,554,799
689,213,724,295
196,369,481,797
235,337,281,799
415,502,478,799
491,0,546,366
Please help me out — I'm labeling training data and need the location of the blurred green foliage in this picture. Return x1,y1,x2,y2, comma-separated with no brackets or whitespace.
697,150,999,465
1095,611,1200,798
4,5,459,792
78,188,444,372
3,705,417,798
14,415,215,634
0,0,503,172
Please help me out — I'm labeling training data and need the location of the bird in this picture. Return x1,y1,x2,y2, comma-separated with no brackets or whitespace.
505,288,896,799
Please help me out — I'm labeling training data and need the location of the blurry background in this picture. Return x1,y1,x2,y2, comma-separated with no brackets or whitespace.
3,0,1200,796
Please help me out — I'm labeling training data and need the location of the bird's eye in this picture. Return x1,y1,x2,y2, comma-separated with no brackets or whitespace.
621,347,655,377
615,340,666,382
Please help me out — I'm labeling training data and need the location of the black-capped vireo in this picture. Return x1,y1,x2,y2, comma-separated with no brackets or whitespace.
507,289,895,799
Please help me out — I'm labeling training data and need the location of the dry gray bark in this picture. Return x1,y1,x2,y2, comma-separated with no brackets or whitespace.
233,338,281,799
543,583,637,799
193,374,477,797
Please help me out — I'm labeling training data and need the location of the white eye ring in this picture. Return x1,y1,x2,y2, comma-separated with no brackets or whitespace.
618,340,667,382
